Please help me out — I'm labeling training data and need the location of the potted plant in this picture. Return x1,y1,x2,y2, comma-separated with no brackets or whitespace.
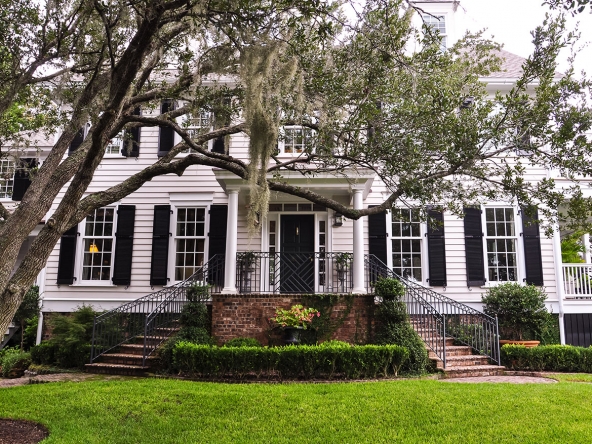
239,251,257,271
335,252,351,273
269,304,320,345
482,282,552,347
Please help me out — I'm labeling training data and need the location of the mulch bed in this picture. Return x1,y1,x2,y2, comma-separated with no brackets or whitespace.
0,419,48,444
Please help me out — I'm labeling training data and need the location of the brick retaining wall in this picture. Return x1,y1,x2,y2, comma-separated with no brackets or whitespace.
211,294,376,345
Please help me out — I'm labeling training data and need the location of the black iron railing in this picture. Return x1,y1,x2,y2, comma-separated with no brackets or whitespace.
90,254,225,364
365,254,500,368
236,251,353,294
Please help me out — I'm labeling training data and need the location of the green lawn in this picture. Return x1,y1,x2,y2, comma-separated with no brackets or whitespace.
1,378,592,443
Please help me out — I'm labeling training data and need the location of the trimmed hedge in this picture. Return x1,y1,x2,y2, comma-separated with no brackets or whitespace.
173,342,409,379
502,344,592,372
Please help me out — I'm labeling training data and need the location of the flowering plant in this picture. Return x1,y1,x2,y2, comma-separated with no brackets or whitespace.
269,304,320,329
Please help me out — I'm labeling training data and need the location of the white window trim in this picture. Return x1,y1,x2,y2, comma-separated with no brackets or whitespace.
175,110,214,155
480,205,526,287
73,204,119,286
105,130,125,157
277,126,315,157
422,13,448,50
167,194,214,283
0,158,15,201
386,208,429,285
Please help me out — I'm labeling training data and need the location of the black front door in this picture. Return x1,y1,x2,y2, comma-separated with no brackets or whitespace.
281,215,315,293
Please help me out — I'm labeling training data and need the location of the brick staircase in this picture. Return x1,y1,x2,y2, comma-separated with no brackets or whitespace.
85,327,178,376
412,322,505,378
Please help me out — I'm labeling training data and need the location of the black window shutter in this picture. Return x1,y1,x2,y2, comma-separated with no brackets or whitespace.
150,205,171,286
368,206,388,265
11,158,37,201
158,101,175,157
208,205,228,286
427,209,447,286
68,127,85,155
522,208,544,286
212,137,225,154
112,205,136,286
464,207,485,286
122,107,141,157
56,225,79,285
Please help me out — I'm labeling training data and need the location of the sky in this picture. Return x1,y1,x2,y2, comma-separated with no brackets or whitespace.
458,0,592,75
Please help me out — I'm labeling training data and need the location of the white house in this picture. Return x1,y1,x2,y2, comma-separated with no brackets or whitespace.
2,0,590,351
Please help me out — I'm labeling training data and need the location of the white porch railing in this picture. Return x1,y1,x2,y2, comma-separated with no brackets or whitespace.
563,264,592,299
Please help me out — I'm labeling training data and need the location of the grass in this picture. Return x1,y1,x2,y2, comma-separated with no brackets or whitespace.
1,378,592,443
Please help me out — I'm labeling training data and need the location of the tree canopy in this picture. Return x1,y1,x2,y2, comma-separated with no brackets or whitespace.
0,0,591,336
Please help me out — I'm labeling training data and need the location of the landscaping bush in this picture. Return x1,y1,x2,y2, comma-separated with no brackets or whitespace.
482,283,552,341
172,342,409,380
502,344,592,372
373,277,429,375
0,348,32,378
223,337,263,348
30,305,97,369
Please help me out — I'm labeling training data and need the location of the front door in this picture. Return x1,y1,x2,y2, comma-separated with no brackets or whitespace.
280,215,315,293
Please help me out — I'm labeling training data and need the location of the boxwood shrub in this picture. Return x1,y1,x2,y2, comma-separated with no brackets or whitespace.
502,344,592,372
172,342,409,380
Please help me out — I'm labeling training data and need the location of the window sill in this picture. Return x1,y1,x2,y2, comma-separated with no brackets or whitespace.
71,283,118,287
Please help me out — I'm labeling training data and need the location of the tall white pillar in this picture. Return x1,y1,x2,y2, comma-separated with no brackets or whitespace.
352,188,366,294
553,223,566,345
223,189,239,294
583,233,591,264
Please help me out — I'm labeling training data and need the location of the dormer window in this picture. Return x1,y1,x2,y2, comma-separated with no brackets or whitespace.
422,14,447,50
278,126,314,155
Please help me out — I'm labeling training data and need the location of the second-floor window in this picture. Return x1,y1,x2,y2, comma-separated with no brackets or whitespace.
0,159,15,198
422,14,447,50
485,207,518,282
278,126,314,155
106,131,124,155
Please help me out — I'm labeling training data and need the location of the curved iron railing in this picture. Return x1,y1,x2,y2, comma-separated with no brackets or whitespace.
236,251,353,294
90,254,225,364
365,254,500,367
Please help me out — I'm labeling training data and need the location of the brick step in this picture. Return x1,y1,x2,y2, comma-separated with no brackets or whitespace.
434,355,491,369
441,365,506,379
85,363,150,376
428,346,473,358
117,344,147,355
100,353,157,366
136,335,169,345
419,336,455,347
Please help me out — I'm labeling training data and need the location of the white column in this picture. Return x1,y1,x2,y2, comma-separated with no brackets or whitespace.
553,224,566,345
352,188,366,294
583,233,591,264
223,189,239,294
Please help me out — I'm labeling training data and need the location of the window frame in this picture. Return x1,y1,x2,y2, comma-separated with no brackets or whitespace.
167,195,214,283
74,205,119,286
277,125,315,156
386,208,429,284
422,13,448,51
175,109,215,155
481,205,525,284
0,159,15,200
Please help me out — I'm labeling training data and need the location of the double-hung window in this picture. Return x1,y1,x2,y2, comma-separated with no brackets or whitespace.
278,126,314,155
391,209,422,281
484,207,518,282
181,110,213,154
0,159,15,198
82,207,116,281
174,207,206,280
106,131,124,155
422,14,447,50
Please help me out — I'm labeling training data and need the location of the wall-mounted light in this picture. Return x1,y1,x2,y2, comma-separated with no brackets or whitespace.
333,213,344,227
89,243,99,253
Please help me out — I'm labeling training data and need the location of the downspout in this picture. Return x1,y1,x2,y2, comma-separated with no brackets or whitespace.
35,266,47,345
553,225,566,344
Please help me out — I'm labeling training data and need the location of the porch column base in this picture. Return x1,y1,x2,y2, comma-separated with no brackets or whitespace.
352,187,367,294
223,189,239,294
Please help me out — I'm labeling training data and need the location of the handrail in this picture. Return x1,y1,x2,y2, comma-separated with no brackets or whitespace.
365,254,500,367
90,254,225,364
236,251,353,294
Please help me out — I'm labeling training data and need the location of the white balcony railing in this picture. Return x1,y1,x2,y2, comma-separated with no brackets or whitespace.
563,264,592,299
